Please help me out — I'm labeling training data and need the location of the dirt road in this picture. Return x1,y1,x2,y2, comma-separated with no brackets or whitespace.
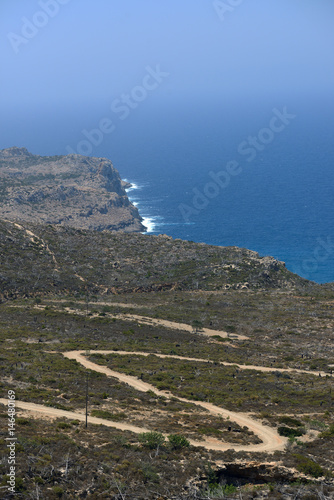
0,396,283,452
33,302,248,341
0,398,154,436
66,349,328,378
62,350,286,452
110,313,248,340
0,349,287,453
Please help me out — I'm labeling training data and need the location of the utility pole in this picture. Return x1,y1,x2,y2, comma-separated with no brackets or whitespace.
85,285,89,317
85,371,89,428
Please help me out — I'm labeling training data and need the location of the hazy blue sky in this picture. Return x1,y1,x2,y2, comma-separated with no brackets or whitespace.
1,0,334,110
1,1,334,283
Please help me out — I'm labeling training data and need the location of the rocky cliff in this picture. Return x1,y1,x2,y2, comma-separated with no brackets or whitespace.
0,147,145,232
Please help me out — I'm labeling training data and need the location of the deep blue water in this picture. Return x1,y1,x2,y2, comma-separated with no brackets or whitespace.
2,94,334,283
105,97,334,284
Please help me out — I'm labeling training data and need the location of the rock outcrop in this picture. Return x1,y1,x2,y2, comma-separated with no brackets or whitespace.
0,147,145,232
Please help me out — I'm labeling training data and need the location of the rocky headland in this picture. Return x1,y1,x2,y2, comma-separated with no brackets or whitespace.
0,147,145,232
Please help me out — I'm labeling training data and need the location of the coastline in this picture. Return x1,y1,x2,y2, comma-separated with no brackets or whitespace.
123,179,333,285
124,180,158,234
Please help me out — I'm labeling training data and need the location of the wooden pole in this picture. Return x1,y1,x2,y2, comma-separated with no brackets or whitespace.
85,372,88,428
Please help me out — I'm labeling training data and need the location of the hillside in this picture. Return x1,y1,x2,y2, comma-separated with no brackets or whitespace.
0,219,333,498
0,218,316,301
0,147,144,232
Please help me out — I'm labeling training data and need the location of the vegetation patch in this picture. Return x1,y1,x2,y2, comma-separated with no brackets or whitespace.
90,409,127,421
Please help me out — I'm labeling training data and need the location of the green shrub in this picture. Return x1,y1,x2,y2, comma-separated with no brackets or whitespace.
222,484,237,494
278,426,305,438
279,416,303,427
168,434,190,450
53,486,64,498
211,335,229,342
57,422,71,430
320,423,334,438
203,484,237,497
140,463,160,483
15,477,26,492
16,418,31,425
138,431,165,449
91,410,127,421
294,454,324,478
34,476,44,485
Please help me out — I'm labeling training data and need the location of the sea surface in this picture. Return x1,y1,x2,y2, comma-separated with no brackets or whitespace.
2,94,334,284
106,97,334,285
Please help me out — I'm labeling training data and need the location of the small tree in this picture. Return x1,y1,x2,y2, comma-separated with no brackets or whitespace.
138,431,165,450
168,434,190,450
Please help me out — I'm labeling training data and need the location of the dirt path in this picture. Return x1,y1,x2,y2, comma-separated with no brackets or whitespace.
112,314,249,340
31,302,248,340
61,350,286,452
0,396,283,452
45,299,145,309
4,220,60,271
0,350,288,452
0,398,153,435
68,349,328,378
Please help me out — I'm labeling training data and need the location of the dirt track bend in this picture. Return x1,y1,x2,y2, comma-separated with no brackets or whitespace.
0,349,286,453
58,350,285,452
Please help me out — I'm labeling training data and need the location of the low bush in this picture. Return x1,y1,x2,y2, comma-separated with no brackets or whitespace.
278,426,305,438
294,454,324,478
90,409,127,421
138,431,165,449
168,434,190,450
320,423,334,438
57,422,71,430
279,416,303,427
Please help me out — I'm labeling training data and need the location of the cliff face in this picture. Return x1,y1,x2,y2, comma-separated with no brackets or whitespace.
0,147,145,232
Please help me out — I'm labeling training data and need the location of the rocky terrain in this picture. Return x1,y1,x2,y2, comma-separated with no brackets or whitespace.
0,147,144,232
0,218,316,301
0,153,333,499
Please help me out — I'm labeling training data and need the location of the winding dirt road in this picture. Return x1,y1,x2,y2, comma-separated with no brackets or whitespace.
0,396,284,453
61,350,286,452
0,349,288,453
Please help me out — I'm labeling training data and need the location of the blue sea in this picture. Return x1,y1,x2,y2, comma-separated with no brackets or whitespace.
2,94,334,284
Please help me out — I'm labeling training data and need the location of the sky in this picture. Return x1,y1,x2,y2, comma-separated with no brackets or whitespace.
1,1,334,283
1,0,334,116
